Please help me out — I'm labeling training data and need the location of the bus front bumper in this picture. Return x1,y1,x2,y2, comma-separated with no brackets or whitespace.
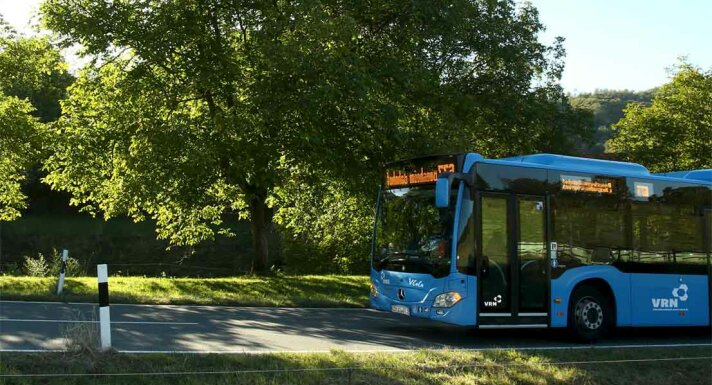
369,293,476,326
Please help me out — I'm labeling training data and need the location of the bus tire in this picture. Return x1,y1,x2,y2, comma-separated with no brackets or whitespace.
568,285,612,342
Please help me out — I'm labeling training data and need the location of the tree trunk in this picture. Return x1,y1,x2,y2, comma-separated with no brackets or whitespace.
248,191,271,274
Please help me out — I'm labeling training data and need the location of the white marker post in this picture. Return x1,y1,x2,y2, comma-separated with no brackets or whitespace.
56,249,69,295
97,264,112,350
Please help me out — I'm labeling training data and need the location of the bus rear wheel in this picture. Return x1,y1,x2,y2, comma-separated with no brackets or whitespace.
569,286,612,342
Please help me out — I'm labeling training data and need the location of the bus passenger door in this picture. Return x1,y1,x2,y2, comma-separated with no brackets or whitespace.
478,194,549,327
516,196,548,316
478,194,511,317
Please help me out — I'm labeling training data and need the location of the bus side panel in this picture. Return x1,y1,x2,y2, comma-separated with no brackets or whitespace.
550,266,632,328
630,274,709,326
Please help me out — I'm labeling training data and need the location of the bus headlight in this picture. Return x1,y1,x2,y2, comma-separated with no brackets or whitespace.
433,292,462,308
370,282,379,298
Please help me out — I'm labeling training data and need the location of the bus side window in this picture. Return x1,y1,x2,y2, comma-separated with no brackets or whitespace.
631,194,707,274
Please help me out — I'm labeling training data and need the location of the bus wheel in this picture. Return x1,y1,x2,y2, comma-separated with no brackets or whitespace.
569,286,611,342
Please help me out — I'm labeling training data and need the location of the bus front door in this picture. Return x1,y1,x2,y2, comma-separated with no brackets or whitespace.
478,193,549,328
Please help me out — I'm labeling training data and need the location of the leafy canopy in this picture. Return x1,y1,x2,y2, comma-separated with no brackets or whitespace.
0,21,73,123
40,0,588,269
0,95,39,220
0,16,71,220
609,62,712,172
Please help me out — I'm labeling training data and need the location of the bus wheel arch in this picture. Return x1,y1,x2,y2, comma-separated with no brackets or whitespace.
567,279,616,342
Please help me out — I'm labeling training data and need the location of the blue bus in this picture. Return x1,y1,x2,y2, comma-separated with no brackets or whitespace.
369,153,711,341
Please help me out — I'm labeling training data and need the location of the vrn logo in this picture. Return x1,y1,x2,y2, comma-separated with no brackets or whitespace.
484,295,503,307
651,284,689,311
408,278,424,288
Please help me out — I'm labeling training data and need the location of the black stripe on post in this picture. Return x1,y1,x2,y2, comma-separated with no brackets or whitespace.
98,282,109,307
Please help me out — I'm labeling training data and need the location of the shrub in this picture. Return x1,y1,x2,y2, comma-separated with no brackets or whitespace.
0,262,22,276
23,253,50,277
20,250,85,277
48,249,85,277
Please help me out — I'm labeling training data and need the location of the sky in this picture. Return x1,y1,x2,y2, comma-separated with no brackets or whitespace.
531,0,712,93
1,0,711,94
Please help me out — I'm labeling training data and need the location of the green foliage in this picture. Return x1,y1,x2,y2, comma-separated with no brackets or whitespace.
0,18,72,221
570,89,654,153
0,15,73,123
608,62,712,172
18,249,83,277
39,0,589,272
273,175,374,273
22,253,50,277
0,95,40,220
0,32,74,122
49,251,84,277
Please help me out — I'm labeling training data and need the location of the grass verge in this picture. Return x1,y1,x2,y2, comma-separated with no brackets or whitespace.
0,275,369,307
0,347,709,385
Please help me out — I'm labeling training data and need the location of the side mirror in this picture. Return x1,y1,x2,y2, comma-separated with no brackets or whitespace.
435,176,451,208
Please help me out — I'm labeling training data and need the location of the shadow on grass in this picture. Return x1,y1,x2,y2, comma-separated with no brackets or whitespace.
3,346,709,385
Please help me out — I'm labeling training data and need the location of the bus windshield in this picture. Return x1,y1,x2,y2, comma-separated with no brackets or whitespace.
373,185,453,278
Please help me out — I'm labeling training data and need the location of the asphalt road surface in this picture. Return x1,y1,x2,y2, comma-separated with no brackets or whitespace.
1,301,710,353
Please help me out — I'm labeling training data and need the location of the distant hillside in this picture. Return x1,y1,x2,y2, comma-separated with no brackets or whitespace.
571,89,655,153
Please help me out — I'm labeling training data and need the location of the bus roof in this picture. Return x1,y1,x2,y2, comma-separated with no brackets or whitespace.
465,153,711,186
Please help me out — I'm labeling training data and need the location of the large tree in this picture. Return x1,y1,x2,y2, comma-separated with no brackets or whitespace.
608,63,711,172
41,0,588,272
0,16,72,220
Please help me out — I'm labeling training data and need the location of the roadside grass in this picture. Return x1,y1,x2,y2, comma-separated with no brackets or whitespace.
0,275,370,307
0,347,709,385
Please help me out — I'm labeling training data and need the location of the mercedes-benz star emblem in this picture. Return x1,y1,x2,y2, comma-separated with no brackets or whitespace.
398,288,405,300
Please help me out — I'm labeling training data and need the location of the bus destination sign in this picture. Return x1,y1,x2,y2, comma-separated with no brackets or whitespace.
560,175,614,194
386,163,455,188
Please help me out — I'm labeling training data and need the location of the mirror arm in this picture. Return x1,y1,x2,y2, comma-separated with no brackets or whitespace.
435,171,474,208
444,172,474,187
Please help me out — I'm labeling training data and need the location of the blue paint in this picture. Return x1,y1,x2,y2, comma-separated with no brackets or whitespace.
550,266,632,327
435,177,451,208
502,153,650,177
655,169,712,182
370,269,478,326
492,153,711,186
462,153,484,174
370,152,711,329
630,273,709,326
550,266,710,328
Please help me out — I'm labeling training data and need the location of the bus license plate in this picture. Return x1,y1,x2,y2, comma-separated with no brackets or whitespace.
391,304,410,316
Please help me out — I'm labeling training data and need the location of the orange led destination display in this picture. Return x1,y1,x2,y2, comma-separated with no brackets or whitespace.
561,175,613,194
386,163,455,188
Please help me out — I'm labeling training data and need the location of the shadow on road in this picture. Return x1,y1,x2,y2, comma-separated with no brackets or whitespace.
2,301,710,352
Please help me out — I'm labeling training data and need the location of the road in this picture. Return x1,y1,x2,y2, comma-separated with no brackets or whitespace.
0,301,710,353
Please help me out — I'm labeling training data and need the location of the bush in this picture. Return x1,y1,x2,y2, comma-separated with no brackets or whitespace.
48,249,85,277
21,250,85,277
23,253,50,277
0,261,22,276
